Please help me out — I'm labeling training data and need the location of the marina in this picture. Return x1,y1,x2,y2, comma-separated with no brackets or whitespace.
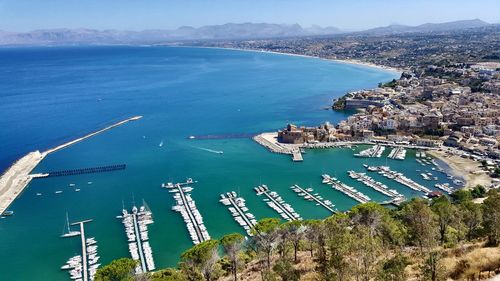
61,219,100,281
290,184,337,213
354,144,385,158
163,179,210,244
321,174,371,203
118,203,156,273
219,192,257,236
348,170,406,202
366,166,431,193
254,185,302,221
387,147,406,160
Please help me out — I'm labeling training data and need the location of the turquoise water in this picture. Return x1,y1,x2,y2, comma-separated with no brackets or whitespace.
0,46,447,280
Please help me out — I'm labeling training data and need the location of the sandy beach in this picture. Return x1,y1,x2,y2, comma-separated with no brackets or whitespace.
179,45,404,73
427,150,493,189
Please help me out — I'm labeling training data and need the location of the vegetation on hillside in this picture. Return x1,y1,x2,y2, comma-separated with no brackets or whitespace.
96,189,500,281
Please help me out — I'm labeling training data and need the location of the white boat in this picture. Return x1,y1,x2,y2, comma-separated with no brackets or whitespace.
61,213,80,238
55,191,63,194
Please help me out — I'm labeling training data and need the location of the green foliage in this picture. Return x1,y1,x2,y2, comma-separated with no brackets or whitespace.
150,268,187,281
419,251,446,281
400,198,437,251
376,253,410,281
379,79,397,88
471,185,486,199
272,259,301,281
451,189,472,203
482,190,500,246
180,239,221,281
94,258,137,281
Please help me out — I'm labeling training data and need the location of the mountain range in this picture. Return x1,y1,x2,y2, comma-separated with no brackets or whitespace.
0,19,492,46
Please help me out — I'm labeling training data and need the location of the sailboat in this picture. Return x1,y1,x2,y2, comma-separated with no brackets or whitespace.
61,212,80,238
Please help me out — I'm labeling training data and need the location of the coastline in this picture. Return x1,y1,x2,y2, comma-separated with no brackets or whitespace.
176,45,404,73
427,150,493,189
0,116,143,214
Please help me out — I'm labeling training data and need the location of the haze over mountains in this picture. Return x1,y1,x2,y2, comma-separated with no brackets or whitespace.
0,19,492,46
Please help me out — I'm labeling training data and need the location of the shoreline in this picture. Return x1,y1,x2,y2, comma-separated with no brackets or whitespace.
176,45,404,73
0,116,143,214
427,150,493,189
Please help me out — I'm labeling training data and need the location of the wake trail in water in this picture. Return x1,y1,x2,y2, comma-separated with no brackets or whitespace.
191,146,224,154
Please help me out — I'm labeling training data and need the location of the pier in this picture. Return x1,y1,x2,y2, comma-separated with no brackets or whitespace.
254,185,301,221
119,204,155,273
354,144,385,158
0,116,142,215
321,174,371,203
388,147,406,160
290,185,337,213
61,219,97,281
348,170,405,200
163,179,210,244
292,149,303,162
366,166,431,193
219,192,257,236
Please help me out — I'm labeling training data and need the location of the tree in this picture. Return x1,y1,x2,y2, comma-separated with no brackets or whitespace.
281,220,305,263
352,226,382,281
303,219,321,257
450,189,472,203
431,196,456,245
420,251,446,281
459,200,482,241
323,213,352,280
376,253,409,281
273,259,300,281
251,218,281,269
400,198,437,252
150,268,187,281
220,233,245,281
180,239,221,281
482,190,500,246
94,258,137,281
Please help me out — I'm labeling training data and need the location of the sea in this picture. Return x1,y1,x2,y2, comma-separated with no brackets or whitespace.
0,46,452,280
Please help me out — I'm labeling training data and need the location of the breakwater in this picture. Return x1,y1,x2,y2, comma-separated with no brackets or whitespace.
0,116,142,214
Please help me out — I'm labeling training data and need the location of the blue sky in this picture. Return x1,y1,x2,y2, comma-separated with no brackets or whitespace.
0,0,499,31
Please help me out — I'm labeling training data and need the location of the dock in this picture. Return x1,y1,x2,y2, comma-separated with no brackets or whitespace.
348,170,405,200
366,166,431,193
254,185,301,221
290,185,337,213
321,174,371,203
219,192,257,236
119,204,155,274
0,116,142,215
61,219,98,281
387,147,406,160
292,149,303,162
354,144,385,158
163,179,210,244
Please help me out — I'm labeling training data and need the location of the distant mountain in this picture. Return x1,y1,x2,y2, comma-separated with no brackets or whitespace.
360,19,490,35
0,23,342,46
0,19,492,46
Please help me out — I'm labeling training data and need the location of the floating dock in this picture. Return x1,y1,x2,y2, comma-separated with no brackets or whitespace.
290,184,337,213
35,164,126,178
348,170,406,201
163,179,210,244
321,174,371,203
254,185,301,221
118,203,155,273
61,219,99,281
219,192,257,236
366,166,431,193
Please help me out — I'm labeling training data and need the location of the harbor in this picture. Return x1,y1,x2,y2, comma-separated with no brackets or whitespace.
366,165,431,193
0,116,142,215
61,219,100,281
290,184,337,213
163,179,211,244
219,192,257,236
254,185,302,221
321,174,371,203
118,203,155,273
348,170,406,202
